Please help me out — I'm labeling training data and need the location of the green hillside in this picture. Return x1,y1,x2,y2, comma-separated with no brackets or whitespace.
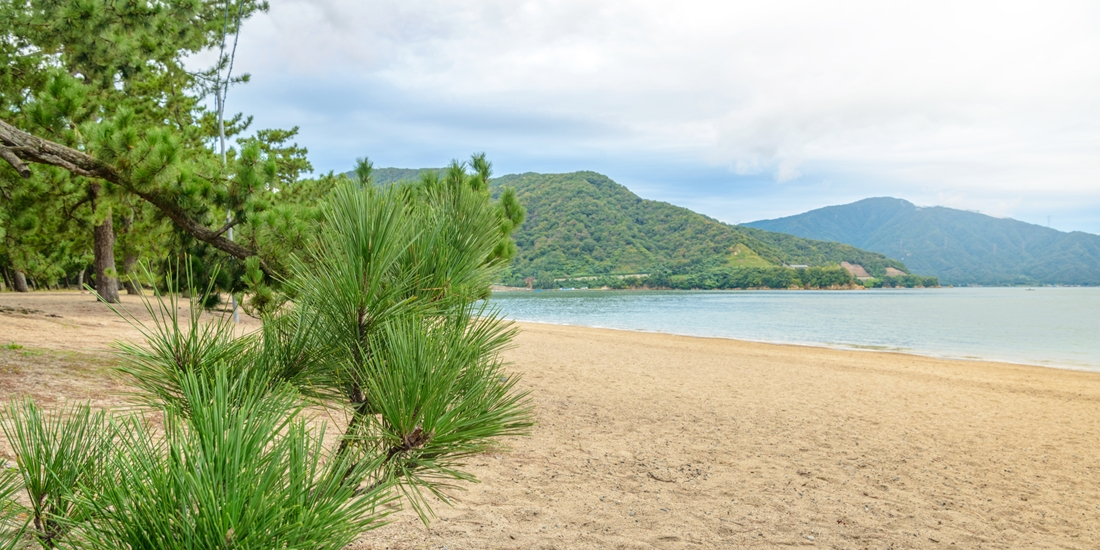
368,167,446,186
744,197,1100,285
487,172,909,281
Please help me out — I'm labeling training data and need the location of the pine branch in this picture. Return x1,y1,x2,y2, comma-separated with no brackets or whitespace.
0,147,31,178
211,218,241,238
0,118,258,262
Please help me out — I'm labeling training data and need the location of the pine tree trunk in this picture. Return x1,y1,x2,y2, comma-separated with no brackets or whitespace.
12,270,29,293
121,252,140,295
94,218,119,302
91,184,119,303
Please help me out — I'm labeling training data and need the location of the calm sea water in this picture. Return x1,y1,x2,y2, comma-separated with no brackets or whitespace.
489,287,1100,372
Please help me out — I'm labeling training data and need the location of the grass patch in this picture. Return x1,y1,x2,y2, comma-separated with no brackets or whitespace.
726,243,775,268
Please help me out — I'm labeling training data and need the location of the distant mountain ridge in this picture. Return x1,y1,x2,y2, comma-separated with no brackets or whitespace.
744,197,1100,285
497,172,922,279
369,168,906,274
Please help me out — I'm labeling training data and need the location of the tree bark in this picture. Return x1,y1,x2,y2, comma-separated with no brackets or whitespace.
119,209,141,295
76,268,86,292
93,219,119,302
91,184,119,303
12,270,29,293
121,252,140,294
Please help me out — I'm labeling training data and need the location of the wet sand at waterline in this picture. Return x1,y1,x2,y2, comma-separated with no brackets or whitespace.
1,292,1098,548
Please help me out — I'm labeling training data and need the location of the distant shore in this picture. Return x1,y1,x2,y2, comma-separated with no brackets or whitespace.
490,284,940,292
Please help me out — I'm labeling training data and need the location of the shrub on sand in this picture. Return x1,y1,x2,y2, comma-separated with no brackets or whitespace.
0,181,532,548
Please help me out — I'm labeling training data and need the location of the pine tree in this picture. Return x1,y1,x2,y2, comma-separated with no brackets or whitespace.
0,1,526,309
0,0,271,301
0,183,532,548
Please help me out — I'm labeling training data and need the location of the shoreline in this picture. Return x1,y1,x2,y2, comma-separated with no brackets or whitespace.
490,286,1100,374
503,318,1100,374
492,285,937,292
2,290,1093,373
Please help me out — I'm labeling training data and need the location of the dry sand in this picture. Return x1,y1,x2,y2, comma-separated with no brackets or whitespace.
1,291,1098,549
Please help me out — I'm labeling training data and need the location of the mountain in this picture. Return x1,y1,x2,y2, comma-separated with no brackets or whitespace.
483,172,909,280
360,169,925,288
743,197,1100,285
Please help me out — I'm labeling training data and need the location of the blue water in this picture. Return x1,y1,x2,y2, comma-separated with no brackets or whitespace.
490,287,1100,371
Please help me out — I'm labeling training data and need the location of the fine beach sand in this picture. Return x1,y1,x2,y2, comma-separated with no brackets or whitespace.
1,292,1098,548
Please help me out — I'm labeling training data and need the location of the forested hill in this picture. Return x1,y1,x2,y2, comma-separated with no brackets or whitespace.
369,168,445,186
744,197,1100,285
482,171,908,279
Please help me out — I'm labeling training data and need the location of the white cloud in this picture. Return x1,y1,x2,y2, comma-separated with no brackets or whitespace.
227,0,1100,230
775,158,802,183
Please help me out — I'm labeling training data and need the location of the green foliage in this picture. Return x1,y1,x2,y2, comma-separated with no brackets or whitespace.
0,182,532,547
726,243,773,268
0,365,389,550
355,160,525,267
1,400,112,547
105,264,260,415
540,266,860,290
0,0,274,297
281,183,532,520
235,170,343,310
237,127,313,187
356,314,530,519
363,167,446,187
80,367,390,550
2,3,530,304
744,197,1100,285
663,268,794,290
280,184,533,506
861,275,940,288
0,466,27,550
656,266,855,290
798,266,857,289
0,151,93,289
287,183,424,372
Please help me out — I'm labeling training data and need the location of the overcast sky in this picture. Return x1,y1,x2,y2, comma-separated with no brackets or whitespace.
222,0,1100,233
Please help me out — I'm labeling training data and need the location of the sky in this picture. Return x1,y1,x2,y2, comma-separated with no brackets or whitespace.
219,0,1100,233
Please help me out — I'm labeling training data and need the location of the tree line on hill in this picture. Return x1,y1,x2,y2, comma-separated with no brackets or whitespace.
526,267,937,290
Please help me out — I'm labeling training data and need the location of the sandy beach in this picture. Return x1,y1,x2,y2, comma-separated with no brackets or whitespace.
1,292,1098,548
